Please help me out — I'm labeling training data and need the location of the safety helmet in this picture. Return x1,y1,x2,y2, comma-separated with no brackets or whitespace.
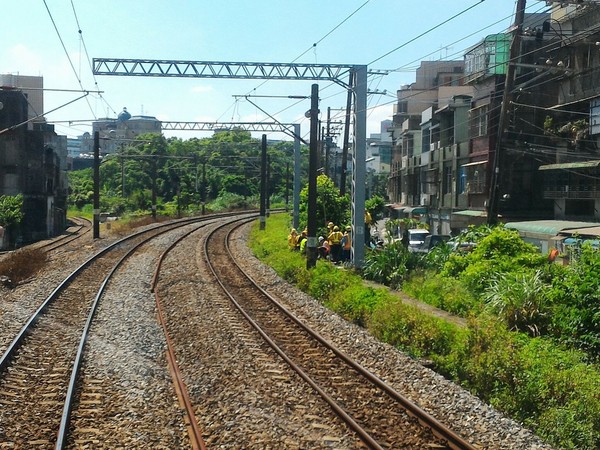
346,226,351,231
333,226,339,231
327,222,334,228
291,228,297,234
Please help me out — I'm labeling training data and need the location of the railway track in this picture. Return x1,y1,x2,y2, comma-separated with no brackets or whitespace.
39,217,93,253
203,219,477,450
0,215,211,448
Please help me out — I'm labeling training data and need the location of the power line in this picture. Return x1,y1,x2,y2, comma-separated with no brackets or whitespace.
69,0,116,119
42,0,96,119
368,0,487,66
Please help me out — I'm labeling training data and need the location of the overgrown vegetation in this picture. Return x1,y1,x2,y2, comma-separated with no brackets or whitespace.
0,194,24,246
0,248,46,286
249,214,600,449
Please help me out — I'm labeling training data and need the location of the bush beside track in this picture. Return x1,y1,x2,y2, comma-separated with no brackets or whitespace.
248,214,600,450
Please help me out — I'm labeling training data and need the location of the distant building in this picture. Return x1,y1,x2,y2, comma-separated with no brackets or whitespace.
91,108,162,155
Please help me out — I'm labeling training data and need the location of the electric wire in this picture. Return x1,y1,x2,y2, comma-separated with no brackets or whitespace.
367,0,487,67
69,0,116,119
235,0,374,128
42,0,96,118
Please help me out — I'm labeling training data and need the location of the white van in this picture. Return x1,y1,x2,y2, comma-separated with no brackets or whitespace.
407,229,430,252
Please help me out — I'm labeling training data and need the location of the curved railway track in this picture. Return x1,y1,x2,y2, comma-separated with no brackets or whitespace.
40,217,93,253
0,212,550,448
0,217,92,261
0,214,226,448
203,219,477,450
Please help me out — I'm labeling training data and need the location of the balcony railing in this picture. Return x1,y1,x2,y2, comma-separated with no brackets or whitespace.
544,189,600,199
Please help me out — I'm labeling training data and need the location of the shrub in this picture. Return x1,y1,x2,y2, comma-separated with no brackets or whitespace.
403,271,479,316
441,227,547,294
361,240,409,288
369,297,463,358
0,248,47,286
325,284,388,327
547,244,600,357
483,269,550,336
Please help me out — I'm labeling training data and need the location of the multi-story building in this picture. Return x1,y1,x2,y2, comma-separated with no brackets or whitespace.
0,86,68,247
534,3,600,221
0,74,44,131
388,61,473,232
385,7,599,233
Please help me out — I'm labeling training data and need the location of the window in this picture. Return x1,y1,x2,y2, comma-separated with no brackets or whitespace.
443,166,452,195
470,105,489,137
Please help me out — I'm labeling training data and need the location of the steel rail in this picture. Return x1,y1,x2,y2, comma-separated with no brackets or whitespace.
204,220,385,449
39,217,92,252
0,215,198,373
55,219,202,449
150,220,232,450
213,218,477,450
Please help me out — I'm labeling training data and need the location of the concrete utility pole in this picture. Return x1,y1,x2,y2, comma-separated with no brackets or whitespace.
325,107,331,178
488,0,526,224
340,73,353,196
306,84,320,269
93,132,100,239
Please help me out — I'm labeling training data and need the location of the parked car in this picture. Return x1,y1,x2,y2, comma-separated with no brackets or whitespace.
412,234,451,253
406,229,431,252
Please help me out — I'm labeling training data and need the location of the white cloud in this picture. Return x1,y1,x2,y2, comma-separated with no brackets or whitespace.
3,44,44,75
190,85,214,94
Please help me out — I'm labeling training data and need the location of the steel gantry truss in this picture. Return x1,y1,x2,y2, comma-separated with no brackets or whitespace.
93,59,354,88
93,58,368,266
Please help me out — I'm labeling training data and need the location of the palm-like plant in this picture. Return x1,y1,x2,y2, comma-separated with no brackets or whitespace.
483,269,549,336
361,240,409,289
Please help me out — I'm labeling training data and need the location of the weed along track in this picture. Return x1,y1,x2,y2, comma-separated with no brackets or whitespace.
203,220,476,449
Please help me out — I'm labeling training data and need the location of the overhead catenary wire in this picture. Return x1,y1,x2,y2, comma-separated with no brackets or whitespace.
69,0,116,119
42,0,97,119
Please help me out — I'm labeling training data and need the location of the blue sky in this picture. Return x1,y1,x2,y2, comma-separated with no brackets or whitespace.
1,1,550,141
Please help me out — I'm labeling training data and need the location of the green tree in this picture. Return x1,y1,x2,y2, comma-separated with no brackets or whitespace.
0,194,24,229
0,194,24,247
299,174,350,234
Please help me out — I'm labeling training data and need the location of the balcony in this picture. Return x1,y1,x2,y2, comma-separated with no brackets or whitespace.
544,187,600,200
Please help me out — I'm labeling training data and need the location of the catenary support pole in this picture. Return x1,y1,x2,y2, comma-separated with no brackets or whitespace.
293,124,301,230
351,66,367,267
260,134,267,230
340,73,353,195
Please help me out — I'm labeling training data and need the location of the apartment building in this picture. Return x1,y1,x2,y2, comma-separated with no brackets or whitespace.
388,4,600,233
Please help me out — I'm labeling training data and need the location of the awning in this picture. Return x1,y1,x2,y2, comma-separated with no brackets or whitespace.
387,203,406,211
505,220,600,236
461,160,488,167
538,160,600,171
453,209,487,217
559,226,600,238
403,206,428,214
